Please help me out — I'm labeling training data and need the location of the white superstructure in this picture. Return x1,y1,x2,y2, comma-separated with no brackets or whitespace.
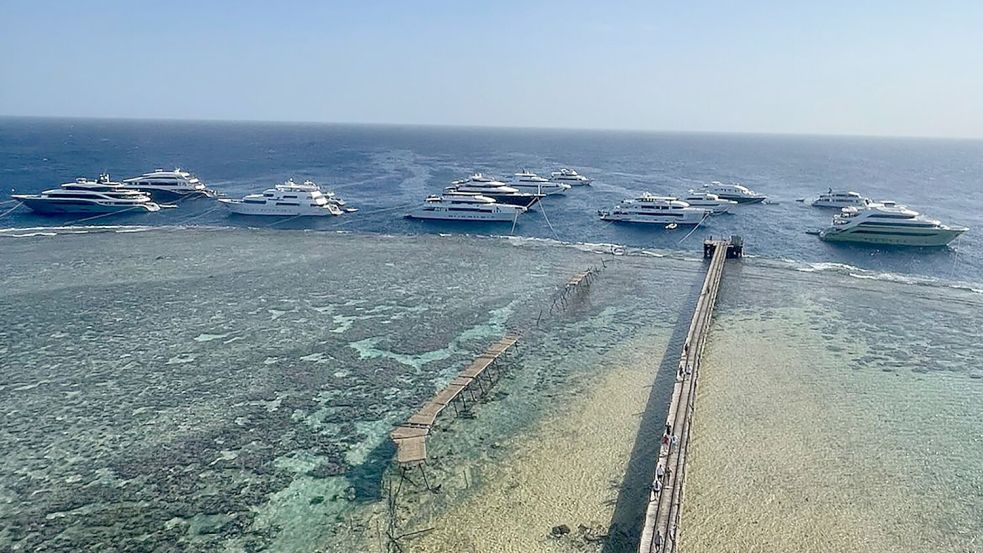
219,180,342,217
13,175,161,214
679,191,738,214
122,168,214,200
549,168,592,185
818,201,967,247
447,174,541,208
702,181,767,204
502,170,571,195
810,189,871,209
406,193,526,222
598,194,709,225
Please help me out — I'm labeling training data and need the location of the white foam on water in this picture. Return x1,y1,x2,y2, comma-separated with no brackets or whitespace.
193,333,229,342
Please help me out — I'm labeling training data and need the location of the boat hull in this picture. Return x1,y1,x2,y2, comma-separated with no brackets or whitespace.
219,200,339,217
124,187,215,201
717,195,765,204
599,213,705,225
474,193,541,208
551,179,591,186
14,198,159,214
405,210,521,222
686,202,734,214
811,202,862,209
819,227,966,247
508,184,568,196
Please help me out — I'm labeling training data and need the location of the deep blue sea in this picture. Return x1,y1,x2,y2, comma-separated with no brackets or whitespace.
2,117,982,285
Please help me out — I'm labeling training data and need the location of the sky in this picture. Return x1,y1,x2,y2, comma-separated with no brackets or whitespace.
1,0,982,138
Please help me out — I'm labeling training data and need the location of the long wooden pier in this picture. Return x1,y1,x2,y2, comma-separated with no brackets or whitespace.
638,237,741,553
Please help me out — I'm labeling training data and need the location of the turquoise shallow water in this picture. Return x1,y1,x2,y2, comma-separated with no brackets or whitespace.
0,228,700,552
1,228,980,552
684,262,983,552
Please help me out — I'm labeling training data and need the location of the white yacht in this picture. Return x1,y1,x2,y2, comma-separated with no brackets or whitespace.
810,189,871,209
502,170,571,195
122,168,214,200
679,190,738,214
598,194,709,225
13,175,161,214
288,179,356,212
219,180,342,217
406,193,527,222
819,202,967,247
702,181,767,204
447,174,541,208
549,168,592,185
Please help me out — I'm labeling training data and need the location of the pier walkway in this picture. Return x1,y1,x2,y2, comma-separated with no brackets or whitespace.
638,237,741,553
390,334,520,467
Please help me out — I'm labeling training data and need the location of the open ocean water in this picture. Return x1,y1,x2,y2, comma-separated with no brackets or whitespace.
1,118,981,552
1,117,982,286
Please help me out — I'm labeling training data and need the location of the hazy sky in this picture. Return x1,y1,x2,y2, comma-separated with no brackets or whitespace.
2,0,982,138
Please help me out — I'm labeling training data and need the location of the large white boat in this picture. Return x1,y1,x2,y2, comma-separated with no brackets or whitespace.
13,175,161,214
122,168,215,200
406,193,526,222
502,170,571,195
810,189,871,209
702,181,767,204
549,168,592,186
819,202,967,247
447,174,541,208
679,190,738,214
598,194,709,225
219,180,342,217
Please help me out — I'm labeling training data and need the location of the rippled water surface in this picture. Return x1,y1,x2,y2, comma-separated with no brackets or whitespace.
0,228,702,552
683,263,983,552
2,227,980,552
2,117,982,284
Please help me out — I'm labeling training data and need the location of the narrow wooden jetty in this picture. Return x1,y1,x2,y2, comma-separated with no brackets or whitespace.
390,334,520,468
638,236,742,553
390,265,604,473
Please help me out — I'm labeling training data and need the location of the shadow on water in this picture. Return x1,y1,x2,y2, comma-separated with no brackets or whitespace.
602,265,707,553
348,439,397,502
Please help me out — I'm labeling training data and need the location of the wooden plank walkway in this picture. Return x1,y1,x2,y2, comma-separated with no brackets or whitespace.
390,334,520,467
638,239,734,553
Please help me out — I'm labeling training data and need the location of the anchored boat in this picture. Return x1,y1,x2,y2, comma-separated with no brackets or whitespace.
598,194,709,225
818,202,967,247
12,175,161,214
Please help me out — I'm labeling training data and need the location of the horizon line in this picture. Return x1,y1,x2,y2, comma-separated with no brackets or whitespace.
2,113,981,142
